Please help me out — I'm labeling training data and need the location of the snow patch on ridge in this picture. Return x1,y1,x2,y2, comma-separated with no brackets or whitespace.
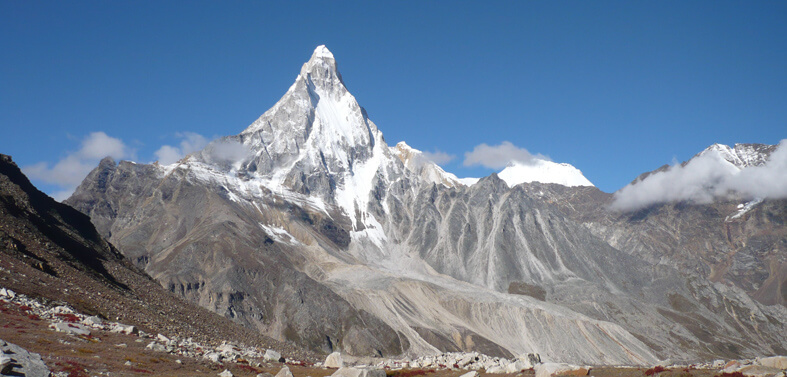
498,160,594,188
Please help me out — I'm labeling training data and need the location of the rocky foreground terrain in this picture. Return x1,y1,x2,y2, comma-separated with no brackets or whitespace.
3,286,787,376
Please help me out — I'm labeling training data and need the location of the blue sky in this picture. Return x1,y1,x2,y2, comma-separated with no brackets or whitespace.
1,1,785,198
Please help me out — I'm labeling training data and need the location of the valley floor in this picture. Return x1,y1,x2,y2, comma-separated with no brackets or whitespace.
0,297,740,377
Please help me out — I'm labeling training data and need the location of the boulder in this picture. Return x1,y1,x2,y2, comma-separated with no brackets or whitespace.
110,323,138,335
204,352,221,363
325,352,344,368
257,373,275,377
485,365,506,374
81,316,104,327
739,365,784,377
523,353,542,366
535,363,590,377
1,354,12,374
459,371,479,377
219,369,234,377
50,322,90,336
760,357,787,370
265,349,282,362
0,338,50,377
506,359,532,373
725,361,744,373
276,366,294,377
330,367,387,377
0,288,16,298
146,342,167,352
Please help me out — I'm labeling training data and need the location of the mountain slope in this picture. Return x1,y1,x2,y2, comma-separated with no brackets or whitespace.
66,46,787,364
0,154,301,354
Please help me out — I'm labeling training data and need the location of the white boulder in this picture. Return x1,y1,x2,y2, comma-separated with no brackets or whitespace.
81,316,103,327
50,322,90,336
276,366,294,377
739,365,784,377
760,356,787,370
485,365,506,374
325,352,344,368
265,349,282,362
109,323,138,335
535,363,590,377
219,369,234,377
459,371,479,377
506,359,532,373
330,367,387,377
0,288,15,298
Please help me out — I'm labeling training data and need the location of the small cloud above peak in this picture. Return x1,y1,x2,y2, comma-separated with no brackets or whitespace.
463,141,548,169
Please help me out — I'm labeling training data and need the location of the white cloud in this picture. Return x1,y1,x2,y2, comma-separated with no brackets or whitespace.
421,150,455,165
463,141,548,169
78,132,130,160
611,139,787,211
22,132,132,201
154,132,209,165
206,139,251,163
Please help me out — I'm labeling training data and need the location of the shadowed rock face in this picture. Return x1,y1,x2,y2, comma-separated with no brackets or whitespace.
66,47,787,363
0,154,306,356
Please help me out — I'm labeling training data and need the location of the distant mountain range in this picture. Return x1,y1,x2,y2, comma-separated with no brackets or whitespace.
59,46,787,364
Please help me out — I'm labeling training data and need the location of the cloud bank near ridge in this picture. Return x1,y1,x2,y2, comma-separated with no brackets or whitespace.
611,139,787,211
463,141,549,169
23,132,134,201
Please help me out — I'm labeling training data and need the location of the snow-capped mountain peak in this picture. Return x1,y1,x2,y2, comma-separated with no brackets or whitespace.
497,159,594,188
697,143,775,169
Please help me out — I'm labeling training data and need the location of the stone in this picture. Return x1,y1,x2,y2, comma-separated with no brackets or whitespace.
50,322,90,336
265,349,282,362
459,371,479,377
506,359,532,373
276,366,294,377
257,373,274,377
535,363,590,377
110,323,138,335
219,369,234,377
725,361,743,373
146,342,167,352
486,366,506,374
0,338,50,377
82,316,104,326
760,357,787,370
204,352,221,363
524,353,542,366
157,334,171,343
0,288,16,298
325,352,344,368
125,360,133,366
739,365,784,377
330,367,387,377
1,354,12,375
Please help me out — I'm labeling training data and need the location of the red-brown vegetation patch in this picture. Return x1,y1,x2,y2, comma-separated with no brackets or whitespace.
645,366,668,376
56,313,81,323
715,373,744,377
388,369,436,377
